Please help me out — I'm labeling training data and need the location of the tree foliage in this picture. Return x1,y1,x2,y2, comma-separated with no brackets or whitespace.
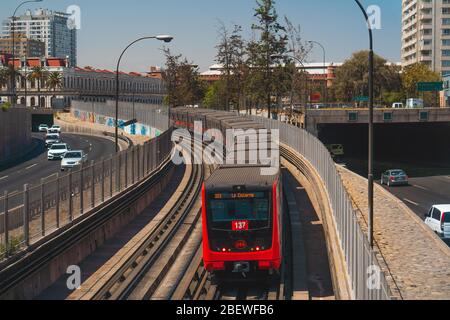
162,48,205,107
329,51,401,103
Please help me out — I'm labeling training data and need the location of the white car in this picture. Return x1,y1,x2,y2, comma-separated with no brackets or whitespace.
45,134,61,148
39,124,49,132
47,143,70,160
50,125,62,133
61,150,87,171
47,128,60,136
424,205,450,240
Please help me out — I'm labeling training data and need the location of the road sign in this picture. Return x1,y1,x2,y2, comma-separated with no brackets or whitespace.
417,82,443,92
353,96,369,102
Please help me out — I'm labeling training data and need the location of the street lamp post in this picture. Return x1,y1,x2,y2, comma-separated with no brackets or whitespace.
307,40,327,104
11,0,43,105
115,35,173,152
354,0,375,248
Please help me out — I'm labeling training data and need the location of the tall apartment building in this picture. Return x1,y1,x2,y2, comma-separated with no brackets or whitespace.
0,35,45,58
402,0,450,76
1,8,77,66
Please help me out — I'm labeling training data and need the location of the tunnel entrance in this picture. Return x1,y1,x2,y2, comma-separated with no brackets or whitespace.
31,114,54,132
317,122,450,177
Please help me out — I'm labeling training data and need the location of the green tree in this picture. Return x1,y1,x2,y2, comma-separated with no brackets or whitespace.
215,23,248,112
401,63,441,106
330,51,402,104
203,81,226,109
47,71,63,92
162,48,205,107
251,0,288,118
28,66,48,108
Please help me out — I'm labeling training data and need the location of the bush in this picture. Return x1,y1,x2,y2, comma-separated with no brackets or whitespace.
0,235,25,258
1,102,11,112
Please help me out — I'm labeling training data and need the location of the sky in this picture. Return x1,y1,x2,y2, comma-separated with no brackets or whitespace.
1,0,402,73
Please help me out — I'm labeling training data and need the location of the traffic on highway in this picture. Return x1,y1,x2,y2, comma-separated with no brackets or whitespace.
0,124,116,196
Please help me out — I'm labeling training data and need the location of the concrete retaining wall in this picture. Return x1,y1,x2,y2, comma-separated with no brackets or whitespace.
0,164,174,300
0,108,32,163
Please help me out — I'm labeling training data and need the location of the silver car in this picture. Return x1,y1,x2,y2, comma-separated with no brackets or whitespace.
61,150,87,171
381,169,409,187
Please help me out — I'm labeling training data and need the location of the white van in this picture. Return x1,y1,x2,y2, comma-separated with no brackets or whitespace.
424,205,450,239
406,98,424,109
392,102,404,109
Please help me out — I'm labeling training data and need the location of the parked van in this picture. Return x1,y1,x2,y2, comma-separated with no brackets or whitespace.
406,98,424,109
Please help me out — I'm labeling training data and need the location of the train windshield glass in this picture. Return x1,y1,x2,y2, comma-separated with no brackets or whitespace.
208,192,270,222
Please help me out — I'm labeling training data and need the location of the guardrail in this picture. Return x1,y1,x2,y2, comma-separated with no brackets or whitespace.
0,128,173,261
248,116,392,300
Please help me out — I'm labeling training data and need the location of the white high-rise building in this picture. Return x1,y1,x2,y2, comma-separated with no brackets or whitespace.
2,8,77,67
401,0,450,76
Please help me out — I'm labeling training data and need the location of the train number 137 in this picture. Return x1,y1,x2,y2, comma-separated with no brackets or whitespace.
232,220,249,231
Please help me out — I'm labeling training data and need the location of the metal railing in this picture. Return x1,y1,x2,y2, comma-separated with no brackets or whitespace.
248,116,392,300
0,128,173,261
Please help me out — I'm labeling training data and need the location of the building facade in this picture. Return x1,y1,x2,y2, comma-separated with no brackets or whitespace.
0,57,165,109
0,35,45,58
402,0,450,76
2,9,77,66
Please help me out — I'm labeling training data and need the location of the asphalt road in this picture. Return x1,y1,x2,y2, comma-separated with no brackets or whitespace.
0,133,117,195
379,177,450,247
379,176,450,218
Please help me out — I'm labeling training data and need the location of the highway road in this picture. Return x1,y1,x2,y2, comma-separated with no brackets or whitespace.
379,176,450,246
380,176,450,217
0,133,117,195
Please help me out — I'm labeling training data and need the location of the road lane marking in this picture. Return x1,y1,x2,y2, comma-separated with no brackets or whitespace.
25,164,38,170
413,184,429,191
403,198,419,206
0,176,8,181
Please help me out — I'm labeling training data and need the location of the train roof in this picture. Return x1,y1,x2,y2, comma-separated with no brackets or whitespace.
205,165,279,190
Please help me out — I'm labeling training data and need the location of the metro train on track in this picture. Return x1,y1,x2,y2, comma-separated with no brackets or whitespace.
171,107,283,277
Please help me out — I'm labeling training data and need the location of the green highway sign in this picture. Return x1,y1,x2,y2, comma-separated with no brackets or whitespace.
417,82,443,92
353,96,369,102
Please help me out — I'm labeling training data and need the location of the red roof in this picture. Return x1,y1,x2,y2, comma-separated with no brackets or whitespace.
47,58,65,67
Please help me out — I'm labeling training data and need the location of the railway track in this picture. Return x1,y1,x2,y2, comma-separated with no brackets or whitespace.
72,134,214,300
172,194,293,301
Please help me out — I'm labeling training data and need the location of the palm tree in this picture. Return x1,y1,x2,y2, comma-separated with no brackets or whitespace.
0,66,20,104
28,66,48,108
47,71,63,92
47,71,63,108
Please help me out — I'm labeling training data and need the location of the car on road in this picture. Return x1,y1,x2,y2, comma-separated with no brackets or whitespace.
47,128,60,136
61,150,87,171
424,205,450,240
326,144,345,157
47,143,70,160
380,169,409,186
50,125,62,133
45,134,61,148
39,124,49,132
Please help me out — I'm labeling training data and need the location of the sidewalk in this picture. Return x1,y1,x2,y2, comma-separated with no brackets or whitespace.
337,166,450,300
56,113,150,146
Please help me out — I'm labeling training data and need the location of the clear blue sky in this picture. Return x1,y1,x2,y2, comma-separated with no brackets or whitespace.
2,0,401,72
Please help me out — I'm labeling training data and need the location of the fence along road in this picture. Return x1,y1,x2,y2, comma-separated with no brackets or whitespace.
0,127,173,262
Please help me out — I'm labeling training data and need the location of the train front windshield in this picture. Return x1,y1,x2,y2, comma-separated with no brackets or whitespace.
207,192,271,230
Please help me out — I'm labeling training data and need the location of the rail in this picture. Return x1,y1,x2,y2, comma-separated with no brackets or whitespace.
247,116,392,300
